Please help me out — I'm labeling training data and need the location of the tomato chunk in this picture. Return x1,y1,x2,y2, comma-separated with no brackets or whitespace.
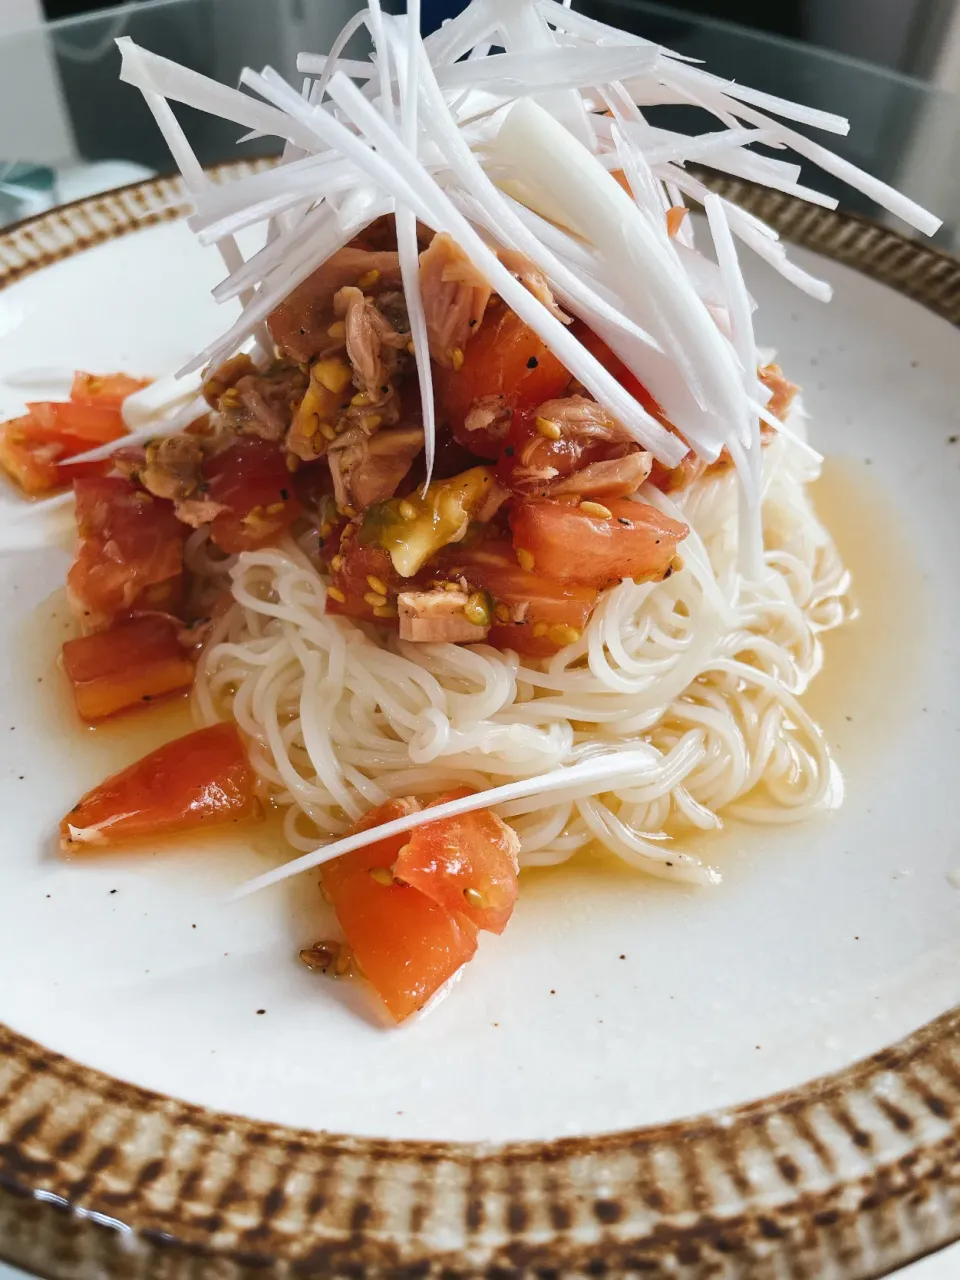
325,538,399,624
0,410,121,496
510,497,688,589
62,616,194,722
71,371,150,408
27,400,126,443
441,540,598,657
68,477,187,626
435,307,571,456
60,724,262,852
321,799,478,1022
395,792,520,934
573,323,664,420
496,404,636,496
203,439,302,554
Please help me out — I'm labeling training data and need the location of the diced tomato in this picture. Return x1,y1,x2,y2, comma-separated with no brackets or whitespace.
325,538,398,624
0,416,71,495
62,616,195,722
321,799,478,1022
574,323,697,490
441,540,598,657
666,206,688,238
59,724,262,852
0,405,124,496
496,405,632,496
760,363,798,422
70,371,150,408
27,400,126,443
395,792,519,934
202,439,302,554
435,306,571,456
510,496,688,590
68,477,187,625
572,323,664,420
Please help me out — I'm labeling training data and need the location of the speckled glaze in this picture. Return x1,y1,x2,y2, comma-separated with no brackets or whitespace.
0,170,959,1279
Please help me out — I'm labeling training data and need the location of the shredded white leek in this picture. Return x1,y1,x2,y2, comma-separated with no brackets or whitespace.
98,0,938,564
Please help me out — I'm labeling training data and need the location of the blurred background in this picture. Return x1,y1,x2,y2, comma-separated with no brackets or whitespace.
0,0,958,248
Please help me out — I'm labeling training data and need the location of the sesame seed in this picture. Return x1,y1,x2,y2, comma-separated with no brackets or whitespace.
580,501,612,519
535,416,561,440
327,586,347,603
516,547,535,572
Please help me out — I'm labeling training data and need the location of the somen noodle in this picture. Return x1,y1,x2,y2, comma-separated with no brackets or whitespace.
193,421,847,889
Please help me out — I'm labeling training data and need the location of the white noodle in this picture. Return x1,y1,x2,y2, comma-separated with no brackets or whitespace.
194,424,850,889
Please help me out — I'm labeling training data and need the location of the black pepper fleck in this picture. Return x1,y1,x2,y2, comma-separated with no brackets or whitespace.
948,436,958,445
526,356,539,369
280,488,290,499
256,1009,266,1015
504,446,515,457
109,889,117,895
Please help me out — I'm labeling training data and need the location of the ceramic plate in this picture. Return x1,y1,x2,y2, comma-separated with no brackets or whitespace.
0,174,959,1280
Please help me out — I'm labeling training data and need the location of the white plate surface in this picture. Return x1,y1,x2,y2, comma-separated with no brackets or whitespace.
0,217,958,1145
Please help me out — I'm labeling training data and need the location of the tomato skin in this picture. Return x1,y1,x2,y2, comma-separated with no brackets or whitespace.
202,439,302,554
62,617,195,722
395,792,520,934
435,307,570,452
70,372,149,408
59,724,262,852
69,477,187,626
321,799,478,1022
510,497,688,589
441,540,598,657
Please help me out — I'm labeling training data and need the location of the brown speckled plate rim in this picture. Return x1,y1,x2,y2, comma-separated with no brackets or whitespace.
0,167,959,1280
